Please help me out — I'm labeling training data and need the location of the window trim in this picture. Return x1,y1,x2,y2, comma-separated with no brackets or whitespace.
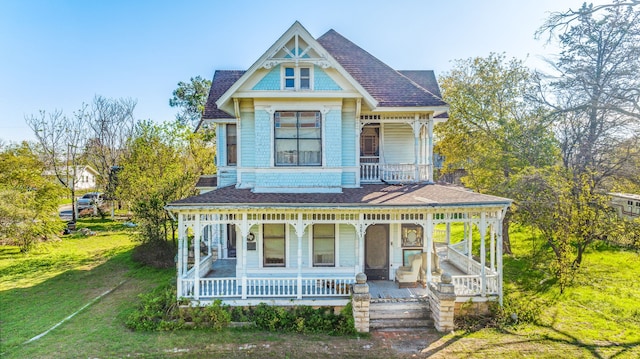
312,224,335,267
281,66,313,91
263,224,286,267
226,123,237,166
274,111,322,167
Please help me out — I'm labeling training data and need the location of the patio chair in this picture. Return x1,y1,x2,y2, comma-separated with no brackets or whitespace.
419,250,442,287
394,253,422,288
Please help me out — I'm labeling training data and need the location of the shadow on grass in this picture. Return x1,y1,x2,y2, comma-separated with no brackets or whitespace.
485,318,640,358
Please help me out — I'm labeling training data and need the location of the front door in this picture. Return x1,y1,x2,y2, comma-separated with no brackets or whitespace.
364,224,389,280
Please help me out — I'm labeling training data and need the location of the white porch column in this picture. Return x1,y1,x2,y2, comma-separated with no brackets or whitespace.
296,214,304,299
176,214,184,298
490,223,496,272
194,214,201,300
466,219,473,274
479,212,487,297
427,116,434,182
240,213,248,299
497,208,505,305
425,213,434,283
413,116,420,181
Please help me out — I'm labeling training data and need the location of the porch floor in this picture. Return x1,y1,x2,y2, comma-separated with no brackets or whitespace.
368,280,428,300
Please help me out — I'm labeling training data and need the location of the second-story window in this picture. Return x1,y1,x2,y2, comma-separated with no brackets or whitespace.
274,111,321,166
283,67,311,90
226,124,237,166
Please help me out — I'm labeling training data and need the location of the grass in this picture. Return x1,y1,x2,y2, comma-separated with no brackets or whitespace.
1,219,639,358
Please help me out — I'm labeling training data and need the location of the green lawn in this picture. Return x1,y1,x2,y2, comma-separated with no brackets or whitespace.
1,219,639,358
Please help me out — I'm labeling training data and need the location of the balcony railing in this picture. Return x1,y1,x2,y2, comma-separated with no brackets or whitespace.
360,162,431,183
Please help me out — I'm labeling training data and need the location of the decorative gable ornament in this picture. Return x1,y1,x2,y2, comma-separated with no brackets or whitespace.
262,33,332,69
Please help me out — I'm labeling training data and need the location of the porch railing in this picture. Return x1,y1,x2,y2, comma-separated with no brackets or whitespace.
360,163,431,183
179,276,354,300
447,241,499,296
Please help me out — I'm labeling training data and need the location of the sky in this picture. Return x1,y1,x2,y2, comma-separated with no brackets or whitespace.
0,0,607,144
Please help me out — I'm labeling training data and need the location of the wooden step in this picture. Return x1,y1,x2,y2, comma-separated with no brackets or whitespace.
370,318,434,330
369,301,430,320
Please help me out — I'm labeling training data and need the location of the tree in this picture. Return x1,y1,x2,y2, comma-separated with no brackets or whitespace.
536,0,640,40
535,4,640,186
0,143,64,252
117,120,215,266
26,109,87,221
436,53,558,254
83,96,137,201
508,167,621,292
169,76,212,128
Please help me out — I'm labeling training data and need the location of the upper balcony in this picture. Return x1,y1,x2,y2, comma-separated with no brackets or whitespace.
360,157,432,184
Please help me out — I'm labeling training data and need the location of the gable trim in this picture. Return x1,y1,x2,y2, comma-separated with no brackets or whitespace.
215,21,377,115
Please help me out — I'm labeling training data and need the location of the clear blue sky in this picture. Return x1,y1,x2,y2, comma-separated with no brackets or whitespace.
0,0,603,144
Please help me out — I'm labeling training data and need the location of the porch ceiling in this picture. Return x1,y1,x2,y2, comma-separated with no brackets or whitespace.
167,183,511,210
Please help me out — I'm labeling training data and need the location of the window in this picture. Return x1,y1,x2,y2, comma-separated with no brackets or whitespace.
226,124,237,166
284,67,295,89
300,68,310,89
263,224,285,267
274,111,321,166
313,224,335,267
283,67,311,90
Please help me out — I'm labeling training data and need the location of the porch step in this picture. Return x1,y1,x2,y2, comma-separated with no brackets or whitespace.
369,301,429,320
370,318,434,330
369,300,433,330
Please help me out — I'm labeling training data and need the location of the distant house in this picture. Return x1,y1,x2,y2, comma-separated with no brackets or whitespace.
166,22,511,313
610,192,640,220
44,165,99,190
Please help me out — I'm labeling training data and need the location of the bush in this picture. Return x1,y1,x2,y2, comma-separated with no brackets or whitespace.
125,283,230,331
126,283,356,335
248,302,356,335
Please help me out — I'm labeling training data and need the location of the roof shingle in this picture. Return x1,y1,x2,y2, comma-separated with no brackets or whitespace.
317,29,447,107
168,184,510,208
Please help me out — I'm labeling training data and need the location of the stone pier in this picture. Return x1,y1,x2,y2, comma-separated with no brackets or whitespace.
428,272,456,332
351,272,370,333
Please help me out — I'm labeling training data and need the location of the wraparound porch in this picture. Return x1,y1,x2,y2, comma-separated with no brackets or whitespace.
179,241,499,305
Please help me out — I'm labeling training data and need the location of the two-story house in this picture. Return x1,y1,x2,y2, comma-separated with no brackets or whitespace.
167,22,511,308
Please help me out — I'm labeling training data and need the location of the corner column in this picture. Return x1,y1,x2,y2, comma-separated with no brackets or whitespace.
429,272,456,332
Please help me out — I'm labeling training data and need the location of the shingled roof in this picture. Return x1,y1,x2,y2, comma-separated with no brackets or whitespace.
317,29,447,108
202,27,447,120
202,70,245,120
168,184,510,208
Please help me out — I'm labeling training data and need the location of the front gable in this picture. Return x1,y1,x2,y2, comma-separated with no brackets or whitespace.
216,21,376,115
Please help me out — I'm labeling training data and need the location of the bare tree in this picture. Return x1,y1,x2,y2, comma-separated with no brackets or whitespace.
534,4,640,186
26,109,87,221
83,96,137,193
536,0,640,41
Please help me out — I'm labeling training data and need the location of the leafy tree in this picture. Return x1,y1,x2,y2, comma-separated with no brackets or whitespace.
117,120,215,265
0,143,64,252
436,53,558,254
26,109,87,221
508,167,622,292
169,76,212,128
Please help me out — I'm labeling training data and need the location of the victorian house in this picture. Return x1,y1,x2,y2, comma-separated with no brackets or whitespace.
166,22,511,308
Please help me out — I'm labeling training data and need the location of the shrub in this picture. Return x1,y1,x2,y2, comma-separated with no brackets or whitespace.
125,283,230,331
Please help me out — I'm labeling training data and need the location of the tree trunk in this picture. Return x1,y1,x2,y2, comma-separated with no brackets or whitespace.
502,209,513,255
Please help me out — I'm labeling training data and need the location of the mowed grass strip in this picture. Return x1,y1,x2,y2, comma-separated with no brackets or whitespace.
0,219,144,353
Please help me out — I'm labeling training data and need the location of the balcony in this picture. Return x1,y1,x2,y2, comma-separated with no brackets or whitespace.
360,160,432,184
